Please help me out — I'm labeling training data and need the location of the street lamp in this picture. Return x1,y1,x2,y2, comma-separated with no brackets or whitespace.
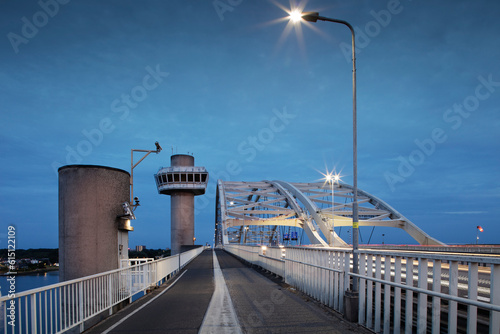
130,141,162,206
325,171,341,246
289,10,302,23
290,10,360,319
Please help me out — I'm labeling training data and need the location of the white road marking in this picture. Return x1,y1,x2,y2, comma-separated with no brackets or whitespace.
199,250,242,334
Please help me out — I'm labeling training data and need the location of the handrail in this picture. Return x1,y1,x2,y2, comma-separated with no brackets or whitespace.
0,247,204,333
224,244,500,333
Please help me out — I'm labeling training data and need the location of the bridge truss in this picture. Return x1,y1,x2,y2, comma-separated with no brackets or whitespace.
215,180,445,247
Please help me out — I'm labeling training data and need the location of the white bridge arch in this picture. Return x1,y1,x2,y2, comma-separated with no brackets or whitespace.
215,180,445,247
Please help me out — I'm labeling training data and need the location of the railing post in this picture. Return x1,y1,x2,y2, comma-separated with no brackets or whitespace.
143,264,147,295
3,296,7,334
467,262,478,334
417,258,428,333
448,261,458,333
108,275,113,316
79,281,84,332
405,257,414,334
383,255,391,334
31,293,37,334
491,263,500,334
129,267,133,303
374,255,382,332
358,253,366,324
431,260,441,334
393,256,402,334
366,254,373,328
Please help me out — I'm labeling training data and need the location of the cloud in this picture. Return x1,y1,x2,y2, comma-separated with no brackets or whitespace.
442,211,487,215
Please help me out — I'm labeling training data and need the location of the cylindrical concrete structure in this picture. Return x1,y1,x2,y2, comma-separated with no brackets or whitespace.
59,165,130,281
170,155,195,255
171,193,194,255
171,154,194,167
154,154,208,255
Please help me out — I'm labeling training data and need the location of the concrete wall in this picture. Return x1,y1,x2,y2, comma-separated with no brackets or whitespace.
171,154,194,167
171,192,194,254
170,154,195,255
59,165,130,281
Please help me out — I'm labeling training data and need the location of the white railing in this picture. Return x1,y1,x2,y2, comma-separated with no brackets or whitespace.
224,245,259,264
224,245,500,334
120,258,155,268
0,247,203,334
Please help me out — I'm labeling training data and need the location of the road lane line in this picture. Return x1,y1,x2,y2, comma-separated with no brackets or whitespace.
102,270,188,334
199,250,242,334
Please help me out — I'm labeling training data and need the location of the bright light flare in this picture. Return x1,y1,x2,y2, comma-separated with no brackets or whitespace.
289,10,303,23
318,166,343,188
324,171,341,183
264,0,327,58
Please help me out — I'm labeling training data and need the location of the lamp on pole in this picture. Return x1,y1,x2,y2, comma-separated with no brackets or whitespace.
292,11,360,320
325,172,340,246
301,11,359,278
130,141,162,206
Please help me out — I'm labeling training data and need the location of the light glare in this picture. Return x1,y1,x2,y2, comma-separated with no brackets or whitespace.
318,167,343,188
289,10,302,23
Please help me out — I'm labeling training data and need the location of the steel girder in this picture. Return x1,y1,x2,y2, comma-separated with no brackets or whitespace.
215,180,445,247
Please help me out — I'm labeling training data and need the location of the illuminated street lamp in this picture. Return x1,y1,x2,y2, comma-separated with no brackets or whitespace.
289,10,360,320
289,10,302,23
325,171,341,246
476,225,484,244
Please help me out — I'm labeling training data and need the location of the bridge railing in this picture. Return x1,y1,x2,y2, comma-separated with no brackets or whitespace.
0,247,203,334
224,245,500,334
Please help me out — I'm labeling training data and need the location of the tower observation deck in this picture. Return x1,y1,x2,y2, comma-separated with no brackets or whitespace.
154,154,208,254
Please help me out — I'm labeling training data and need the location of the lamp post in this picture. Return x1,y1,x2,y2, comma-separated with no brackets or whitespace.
295,11,360,320
130,141,162,206
326,172,340,246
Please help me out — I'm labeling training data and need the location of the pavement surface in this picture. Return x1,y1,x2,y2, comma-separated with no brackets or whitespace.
85,250,214,334
84,249,372,334
216,249,368,334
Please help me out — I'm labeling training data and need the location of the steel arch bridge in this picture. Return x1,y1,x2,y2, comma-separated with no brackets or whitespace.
215,180,445,247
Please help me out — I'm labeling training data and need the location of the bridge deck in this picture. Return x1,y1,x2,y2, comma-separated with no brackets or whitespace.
85,249,370,333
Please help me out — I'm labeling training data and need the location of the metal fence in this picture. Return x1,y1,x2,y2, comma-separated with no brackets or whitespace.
224,245,500,334
0,247,203,334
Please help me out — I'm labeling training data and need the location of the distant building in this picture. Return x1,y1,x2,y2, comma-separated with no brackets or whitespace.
135,245,146,252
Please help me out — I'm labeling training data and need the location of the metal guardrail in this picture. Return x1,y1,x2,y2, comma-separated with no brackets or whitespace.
224,245,500,334
0,247,203,334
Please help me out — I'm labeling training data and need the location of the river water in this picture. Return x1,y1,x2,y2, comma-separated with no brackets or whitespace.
0,271,59,297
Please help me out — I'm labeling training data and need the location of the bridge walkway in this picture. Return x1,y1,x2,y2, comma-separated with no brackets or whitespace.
84,249,370,334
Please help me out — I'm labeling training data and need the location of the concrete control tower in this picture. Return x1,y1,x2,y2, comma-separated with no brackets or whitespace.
154,154,208,254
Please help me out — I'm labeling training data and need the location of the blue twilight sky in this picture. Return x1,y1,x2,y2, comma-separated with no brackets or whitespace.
0,0,499,249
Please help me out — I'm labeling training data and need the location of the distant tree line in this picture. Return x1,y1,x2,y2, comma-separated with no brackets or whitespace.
0,248,172,263
0,248,59,264
128,248,171,259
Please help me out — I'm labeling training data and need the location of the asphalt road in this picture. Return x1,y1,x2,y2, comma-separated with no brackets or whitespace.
85,250,214,334
85,249,371,334
215,249,370,334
